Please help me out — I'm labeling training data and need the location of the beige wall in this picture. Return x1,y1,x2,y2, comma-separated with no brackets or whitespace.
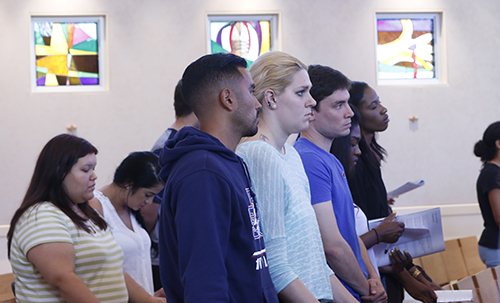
0,0,498,273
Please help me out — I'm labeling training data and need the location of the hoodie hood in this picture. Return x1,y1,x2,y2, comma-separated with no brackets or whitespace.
158,126,239,183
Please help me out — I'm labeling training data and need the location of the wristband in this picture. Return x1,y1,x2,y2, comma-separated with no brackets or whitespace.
405,262,416,271
372,228,380,244
412,268,422,278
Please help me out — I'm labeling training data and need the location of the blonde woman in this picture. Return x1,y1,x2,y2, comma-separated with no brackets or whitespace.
236,51,357,303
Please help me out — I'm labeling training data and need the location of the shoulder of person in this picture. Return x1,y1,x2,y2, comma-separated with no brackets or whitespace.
88,194,104,216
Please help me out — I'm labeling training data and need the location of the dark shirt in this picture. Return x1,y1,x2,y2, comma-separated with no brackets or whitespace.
349,157,390,220
477,163,500,249
158,127,278,303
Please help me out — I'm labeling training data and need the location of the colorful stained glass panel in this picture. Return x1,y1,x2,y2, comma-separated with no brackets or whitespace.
210,19,273,66
33,20,100,86
377,17,435,80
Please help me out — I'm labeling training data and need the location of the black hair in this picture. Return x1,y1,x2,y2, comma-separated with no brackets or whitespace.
330,106,360,178
113,151,163,256
173,79,193,118
474,121,500,164
7,134,107,257
307,65,351,111
181,53,247,113
349,81,387,166
113,151,162,229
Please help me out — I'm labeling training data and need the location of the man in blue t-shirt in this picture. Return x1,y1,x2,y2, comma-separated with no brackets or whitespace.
294,65,387,303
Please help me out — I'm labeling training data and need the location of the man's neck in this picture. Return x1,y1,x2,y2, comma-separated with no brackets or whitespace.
300,128,334,153
171,117,195,131
200,125,240,152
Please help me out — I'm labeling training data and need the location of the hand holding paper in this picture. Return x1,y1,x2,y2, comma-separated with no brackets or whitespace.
369,208,445,267
374,212,405,244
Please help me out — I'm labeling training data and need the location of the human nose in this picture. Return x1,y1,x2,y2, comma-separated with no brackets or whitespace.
354,145,361,156
380,105,388,114
306,92,316,108
254,96,262,110
91,170,97,181
345,105,354,118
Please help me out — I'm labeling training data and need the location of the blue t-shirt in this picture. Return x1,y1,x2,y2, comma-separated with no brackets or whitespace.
295,137,368,301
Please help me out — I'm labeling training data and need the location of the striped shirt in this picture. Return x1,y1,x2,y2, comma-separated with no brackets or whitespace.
10,202,129,303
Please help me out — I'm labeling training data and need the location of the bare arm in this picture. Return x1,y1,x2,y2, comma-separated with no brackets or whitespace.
358,238,387,303
329,274,359,303
27,242,101,303
312,201,369,296
359,212,404,249
489,188,500,227
358,237,378,280
125,271,166,303
395,270,437,303
278,279,321,303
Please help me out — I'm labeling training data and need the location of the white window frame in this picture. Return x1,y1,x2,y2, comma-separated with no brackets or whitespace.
30,15,106,93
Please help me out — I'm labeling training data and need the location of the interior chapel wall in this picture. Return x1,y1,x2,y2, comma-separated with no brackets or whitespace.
0,0,498,273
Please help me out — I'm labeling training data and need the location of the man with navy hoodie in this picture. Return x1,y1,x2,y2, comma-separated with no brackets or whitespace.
158,53,278,303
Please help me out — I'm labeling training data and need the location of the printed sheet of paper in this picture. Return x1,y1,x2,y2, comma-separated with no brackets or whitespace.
403,290,473,302
368,207,445,267
387,179,425,199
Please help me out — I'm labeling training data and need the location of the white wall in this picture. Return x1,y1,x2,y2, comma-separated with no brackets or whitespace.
0,0,498,273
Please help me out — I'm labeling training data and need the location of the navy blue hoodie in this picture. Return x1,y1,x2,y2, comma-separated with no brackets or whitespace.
158,127,278,303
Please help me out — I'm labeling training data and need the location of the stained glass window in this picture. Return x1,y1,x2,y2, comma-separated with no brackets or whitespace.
208,15,278,66
376,13,440,82
31,16,105,91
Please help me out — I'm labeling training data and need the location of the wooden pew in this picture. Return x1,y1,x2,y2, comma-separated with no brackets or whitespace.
456,275,480,303
474,267,499,303
459,236,486,276
413,236,486,287
0,273,15,303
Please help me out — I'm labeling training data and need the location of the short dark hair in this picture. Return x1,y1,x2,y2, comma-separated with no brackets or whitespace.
181,53,247,113
308,65,351,111
7,134,106,257
474,121,500,163
173,79,193,118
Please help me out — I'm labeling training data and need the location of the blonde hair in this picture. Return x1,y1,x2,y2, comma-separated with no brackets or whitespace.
249,51,307,104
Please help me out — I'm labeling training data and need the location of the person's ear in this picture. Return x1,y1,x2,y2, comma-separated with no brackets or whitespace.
263,89,277,109
219,88,234,111
495,139,500,150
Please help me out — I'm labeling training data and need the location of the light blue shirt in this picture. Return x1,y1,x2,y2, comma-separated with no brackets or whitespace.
237,141,333,299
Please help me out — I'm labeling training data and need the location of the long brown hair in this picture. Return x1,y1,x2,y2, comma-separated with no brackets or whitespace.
7,134,108,257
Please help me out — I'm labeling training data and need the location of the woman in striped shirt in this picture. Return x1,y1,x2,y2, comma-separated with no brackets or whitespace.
7,134,165,303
